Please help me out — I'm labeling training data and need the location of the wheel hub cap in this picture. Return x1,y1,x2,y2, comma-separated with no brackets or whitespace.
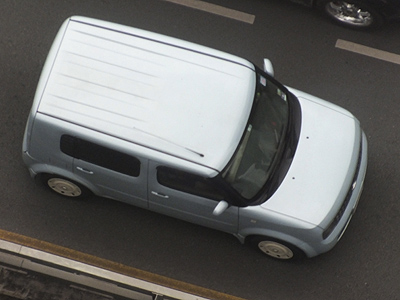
48,178,82,197
258,241,294,259
327,1,373,27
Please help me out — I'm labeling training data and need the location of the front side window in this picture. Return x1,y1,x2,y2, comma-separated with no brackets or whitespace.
157,167,224,200
222,72,290,200
60,135,141,177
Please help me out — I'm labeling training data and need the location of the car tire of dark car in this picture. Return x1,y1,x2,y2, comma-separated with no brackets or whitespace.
40,174,91,199
316,0,384,29
250,236,305,260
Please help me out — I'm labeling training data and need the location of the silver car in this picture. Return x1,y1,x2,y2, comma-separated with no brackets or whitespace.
22,16,367,260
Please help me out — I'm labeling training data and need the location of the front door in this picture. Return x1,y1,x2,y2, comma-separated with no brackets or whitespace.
148,161,238,234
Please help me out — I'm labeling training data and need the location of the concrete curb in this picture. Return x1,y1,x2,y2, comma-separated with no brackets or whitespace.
0,229,246,300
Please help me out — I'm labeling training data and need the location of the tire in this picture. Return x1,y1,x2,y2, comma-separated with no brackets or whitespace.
317,1,384,29
250,236,304,260
40,174,91,199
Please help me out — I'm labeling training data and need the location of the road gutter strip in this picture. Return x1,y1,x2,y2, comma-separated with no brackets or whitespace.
336,39,400,65
163,0,255,24
0,229,246,300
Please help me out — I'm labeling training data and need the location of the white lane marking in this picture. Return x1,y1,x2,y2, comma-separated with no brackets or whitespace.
163,0,255,24
336,39,400,65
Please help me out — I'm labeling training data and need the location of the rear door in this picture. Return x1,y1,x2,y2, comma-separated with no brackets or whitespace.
148,161,238,233
61,135,148,208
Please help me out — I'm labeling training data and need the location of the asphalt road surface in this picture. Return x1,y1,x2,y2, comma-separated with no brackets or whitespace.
1,1,400,299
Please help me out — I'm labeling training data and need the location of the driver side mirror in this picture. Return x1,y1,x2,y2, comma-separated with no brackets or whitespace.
263,58,274,77
213,200,229,216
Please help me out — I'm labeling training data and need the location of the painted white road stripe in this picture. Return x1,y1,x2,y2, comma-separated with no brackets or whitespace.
336,39,400,65
163,0,255,24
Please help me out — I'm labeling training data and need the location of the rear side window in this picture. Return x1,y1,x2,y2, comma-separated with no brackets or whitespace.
157,166,224,200
60,135,140,177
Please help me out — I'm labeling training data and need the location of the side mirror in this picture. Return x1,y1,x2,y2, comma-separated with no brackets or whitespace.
263,58,274,77
213,200,229,216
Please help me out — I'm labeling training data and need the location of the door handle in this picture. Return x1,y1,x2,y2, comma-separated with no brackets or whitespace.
76,166,94,175
151,191,169,199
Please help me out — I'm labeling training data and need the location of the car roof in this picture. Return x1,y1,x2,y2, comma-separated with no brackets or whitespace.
37,16,256,175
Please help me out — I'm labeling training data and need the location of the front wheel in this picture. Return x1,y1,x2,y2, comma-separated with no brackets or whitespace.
317,1,384,29
40,174,91,199
250,236,304,260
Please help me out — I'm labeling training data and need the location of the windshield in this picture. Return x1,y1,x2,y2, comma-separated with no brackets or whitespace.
222,72,289,200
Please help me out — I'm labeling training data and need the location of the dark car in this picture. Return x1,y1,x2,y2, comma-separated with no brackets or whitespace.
294,0,400,29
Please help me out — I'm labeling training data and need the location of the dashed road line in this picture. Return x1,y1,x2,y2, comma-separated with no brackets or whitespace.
163,0,255,24
336,39,400,65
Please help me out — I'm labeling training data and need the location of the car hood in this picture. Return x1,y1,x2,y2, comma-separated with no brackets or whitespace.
260,88,361,228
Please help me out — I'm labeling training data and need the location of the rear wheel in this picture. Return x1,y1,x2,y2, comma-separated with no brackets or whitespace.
40,174,91,199
250,236,304,260
317,1,384,29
